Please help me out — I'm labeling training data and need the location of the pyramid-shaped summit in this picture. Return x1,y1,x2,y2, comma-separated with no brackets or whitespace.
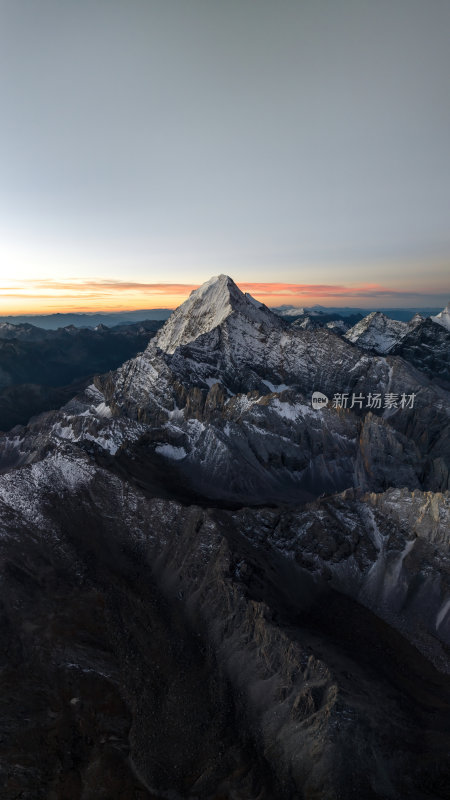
344,311,407,353
155,274,280,354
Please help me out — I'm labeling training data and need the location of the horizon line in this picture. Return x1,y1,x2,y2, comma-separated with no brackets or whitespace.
0,303,447,319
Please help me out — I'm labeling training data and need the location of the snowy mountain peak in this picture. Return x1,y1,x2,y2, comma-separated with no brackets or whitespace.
344,311,407,353
272,305,306,317
154,274,280,354
408,313,425,327
432,302,450,331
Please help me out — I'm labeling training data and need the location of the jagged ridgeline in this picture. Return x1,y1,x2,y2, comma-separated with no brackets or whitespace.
0,275,449,799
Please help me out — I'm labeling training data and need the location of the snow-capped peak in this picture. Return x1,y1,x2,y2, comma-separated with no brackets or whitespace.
432,302,450,331
344,311,407,353
154,274,280,354
272,305,306,317
408,313,425,328
0,322,22,333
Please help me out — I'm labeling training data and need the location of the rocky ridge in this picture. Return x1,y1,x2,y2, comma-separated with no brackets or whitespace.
344,311,411,353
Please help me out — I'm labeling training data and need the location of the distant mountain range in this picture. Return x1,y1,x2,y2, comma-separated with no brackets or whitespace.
0,308,173,329
0,304,445,329
273,304,444,321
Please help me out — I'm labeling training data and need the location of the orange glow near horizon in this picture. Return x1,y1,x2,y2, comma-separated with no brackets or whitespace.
0,278,447,314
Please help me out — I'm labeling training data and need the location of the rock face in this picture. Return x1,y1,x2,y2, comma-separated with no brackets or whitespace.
291,314,320,330
1,455,450,799
0,275,450,799
325,318,350,332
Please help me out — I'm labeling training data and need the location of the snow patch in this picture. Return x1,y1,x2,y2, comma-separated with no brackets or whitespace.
432,302,450,331
155,444,187,460
261,379,290,393
436,596,450,630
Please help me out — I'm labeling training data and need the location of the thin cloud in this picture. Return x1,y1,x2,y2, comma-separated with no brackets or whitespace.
0,279,429,298
238,283,424,298
0,292,115,299
15,280,200,294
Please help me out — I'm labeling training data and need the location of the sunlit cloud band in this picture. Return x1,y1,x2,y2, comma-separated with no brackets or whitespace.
1,279,448,313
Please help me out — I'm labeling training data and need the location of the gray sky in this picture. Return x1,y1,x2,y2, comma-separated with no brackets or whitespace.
0,0,449,311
